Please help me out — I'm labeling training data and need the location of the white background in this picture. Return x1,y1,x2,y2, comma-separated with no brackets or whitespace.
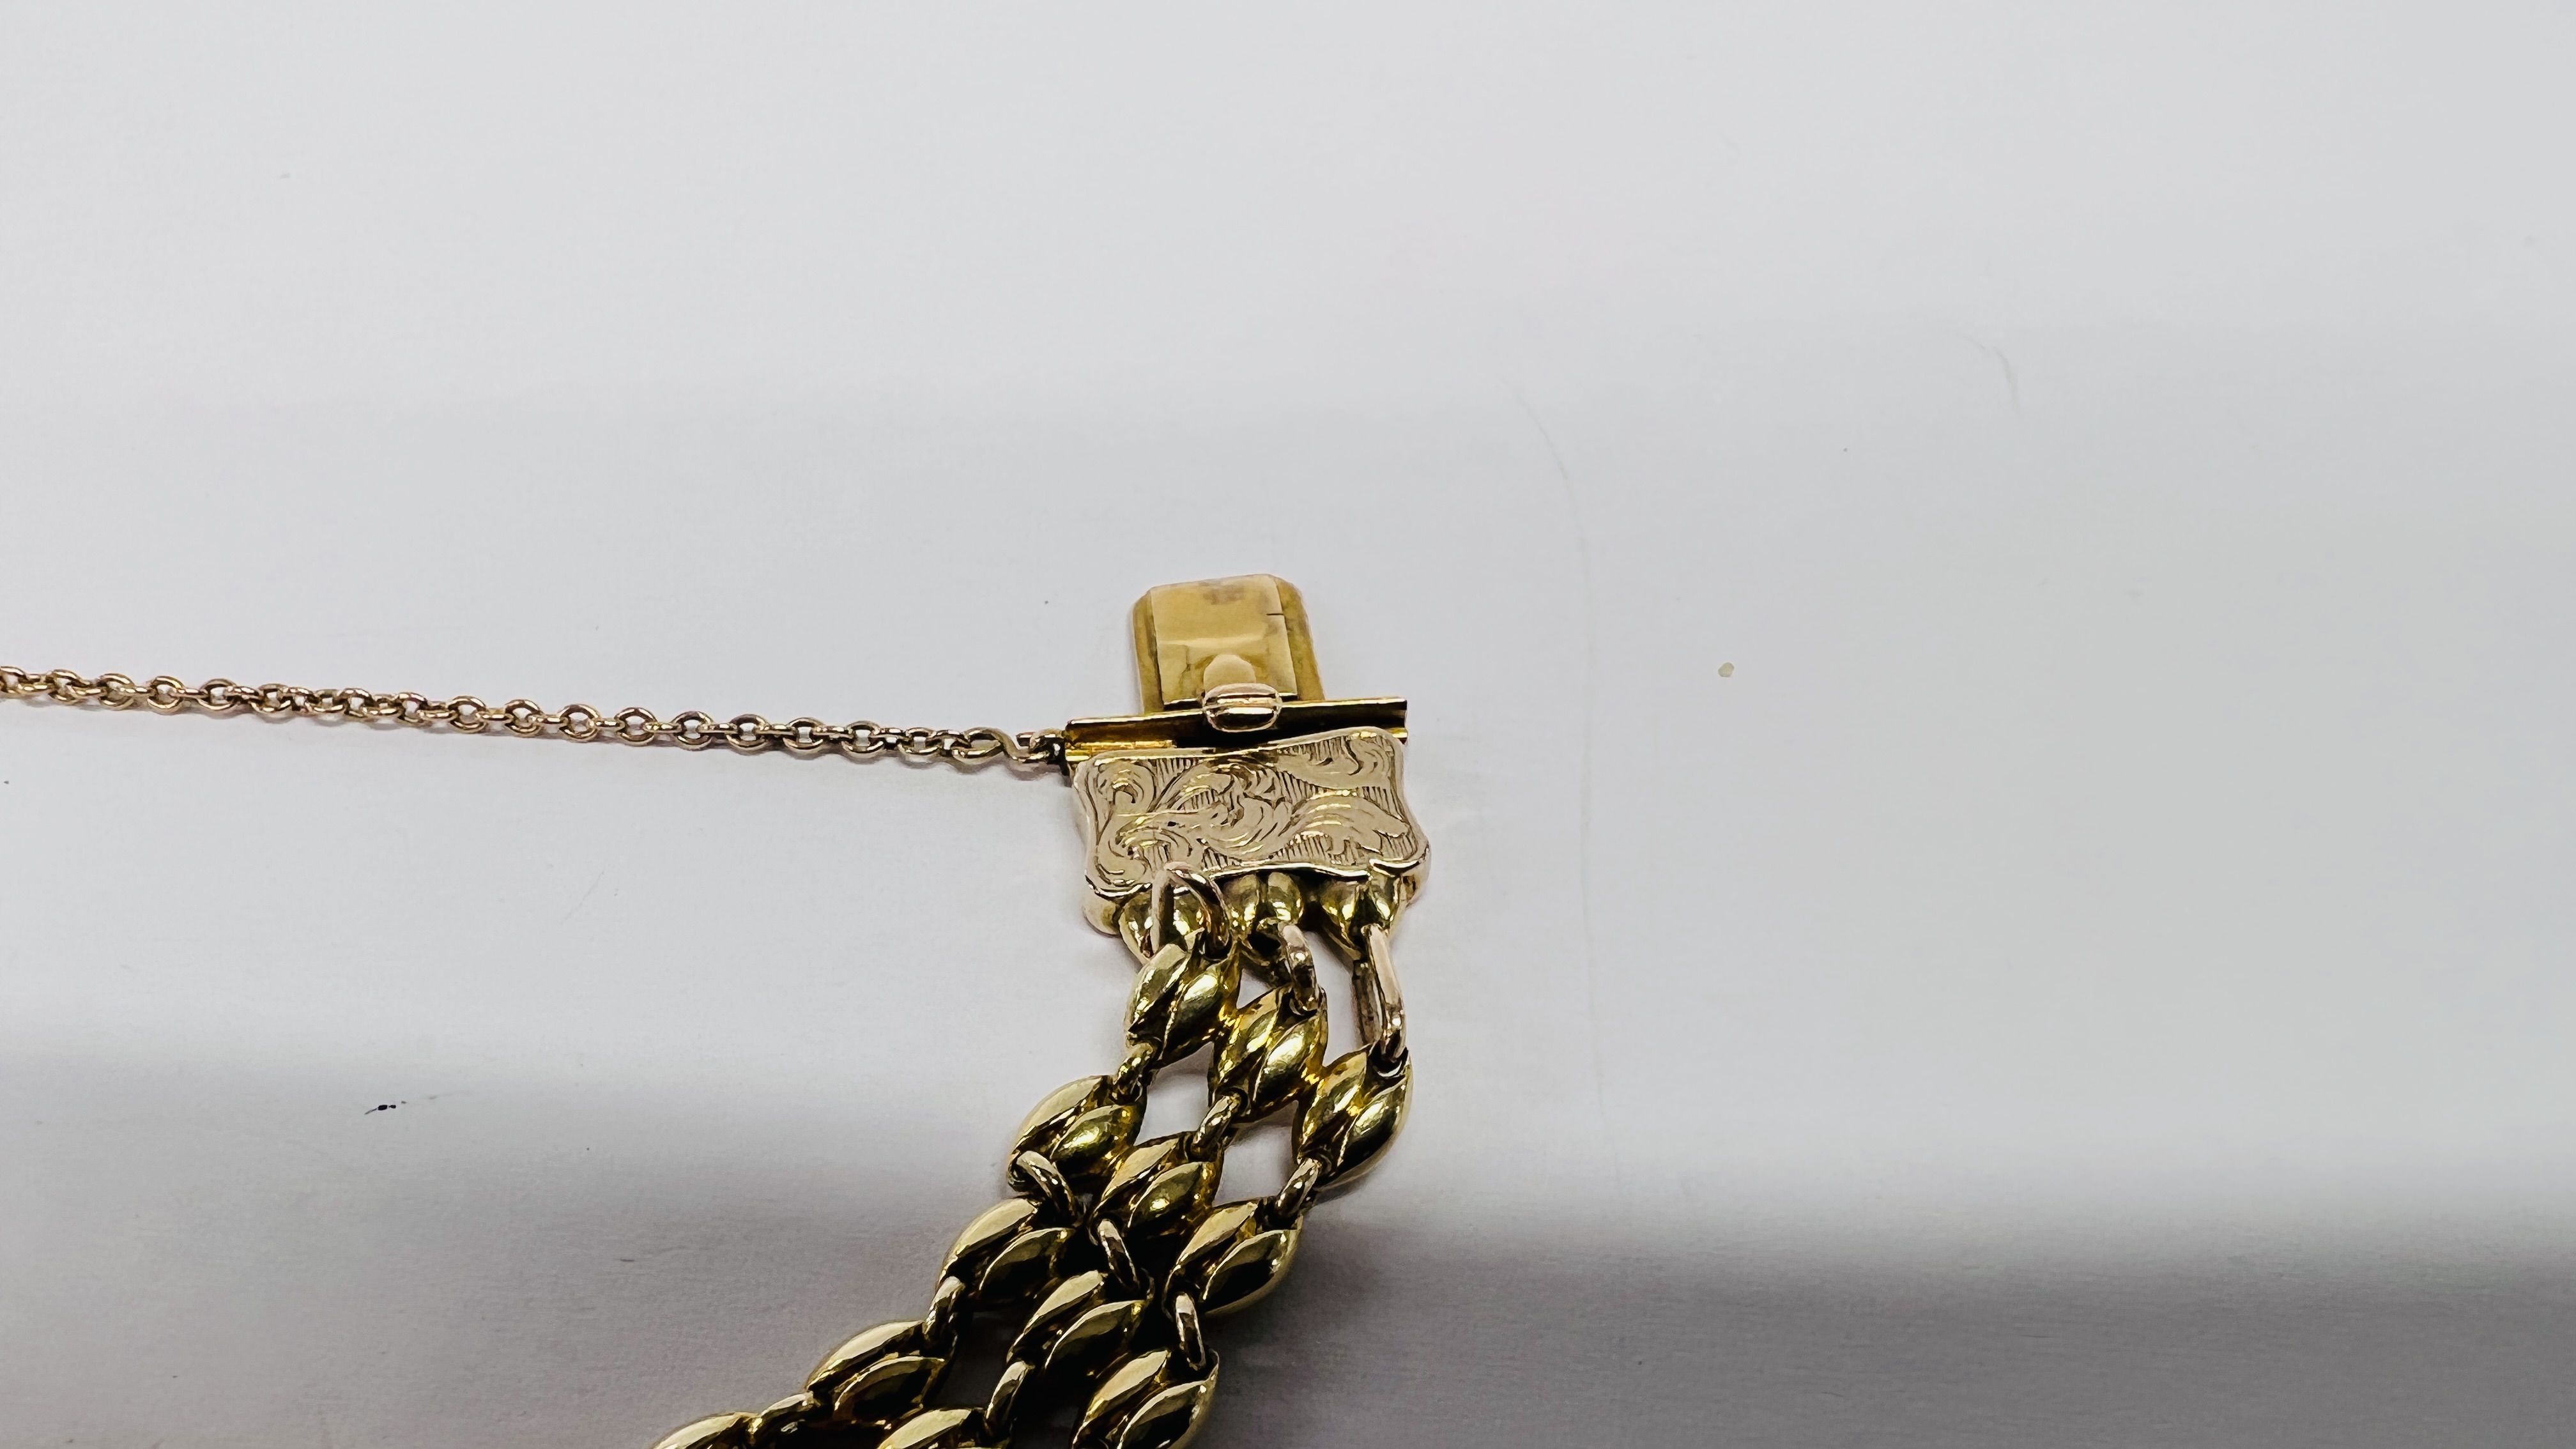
4,4,2573,1445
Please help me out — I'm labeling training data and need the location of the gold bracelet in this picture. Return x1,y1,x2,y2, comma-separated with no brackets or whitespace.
4,572,1423,1449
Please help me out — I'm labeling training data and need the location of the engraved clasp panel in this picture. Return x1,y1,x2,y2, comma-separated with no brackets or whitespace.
1071,725,1426,909
1066,574,1427,935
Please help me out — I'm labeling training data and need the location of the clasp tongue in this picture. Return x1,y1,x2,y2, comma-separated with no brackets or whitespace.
1060,574,1402,763
1130,575,1322,715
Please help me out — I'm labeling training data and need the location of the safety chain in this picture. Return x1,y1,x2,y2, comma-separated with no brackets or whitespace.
652,868,1414,1449
0,666,1065,772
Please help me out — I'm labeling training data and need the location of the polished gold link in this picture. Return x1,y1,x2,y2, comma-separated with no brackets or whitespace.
1210,986,1327,1121
1104,1039,1161,1105
1073,1350,1177,1449
1171,1202,1264,1291
1090,1216,1146,1296
1046,1297,1148,1385
976,1225,1073,1301
1185,1092,1245,1160
839,720,889,756
920,1275,969,1359
948,726,1011,763
644,865,1410,1449
940,1199,1041,1284
1009,1271,1110,1365
1298,1048,1413,1191
981,1358,1033,1440
1012,728,1068,767
808,1320,926,1402
1268,1156,1326,1227
635,748,1409,1449
1051,1102,1143,1189
876,1406,977,1449
776,717,833,755
832,1351,947,1428
744,1392,826,1447
1198,1226,1300,1318
1141,867,1226,958
1013,1077,1108,1157
1,663,1063,772
1273,919,1322,1013
1356,920,1409,1070
1006,1149,1080,1225
1169,1292,1210,1374
1073,1348,1218,1449
1107,1370,1218,1449
1096,1137,1188,1226
1127,942,1238,1066
1121,1158,1217,1243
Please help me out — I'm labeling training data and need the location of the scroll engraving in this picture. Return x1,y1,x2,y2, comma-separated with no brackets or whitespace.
1071,726,1425,899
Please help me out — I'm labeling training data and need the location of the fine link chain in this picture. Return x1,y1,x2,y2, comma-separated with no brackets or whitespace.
656,868,1414,1449
0,666,1066,772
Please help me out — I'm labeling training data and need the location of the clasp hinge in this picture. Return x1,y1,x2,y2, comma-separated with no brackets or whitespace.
1059,574,1404,765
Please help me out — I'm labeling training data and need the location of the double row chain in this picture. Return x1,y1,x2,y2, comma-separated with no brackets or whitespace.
0,666,1064,772
656,870,1414,1449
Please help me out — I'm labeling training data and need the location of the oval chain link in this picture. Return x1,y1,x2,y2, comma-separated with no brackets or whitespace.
660,871,1414,1449
0,664,1066,773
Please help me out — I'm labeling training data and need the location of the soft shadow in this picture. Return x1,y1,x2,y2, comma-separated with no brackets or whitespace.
1208,1220,2576,1448
8,1056,2573,1448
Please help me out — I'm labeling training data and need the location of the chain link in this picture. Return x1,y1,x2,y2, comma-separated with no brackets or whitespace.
653,868,1416,1449
11,649,1415,1449
0,664,1066,773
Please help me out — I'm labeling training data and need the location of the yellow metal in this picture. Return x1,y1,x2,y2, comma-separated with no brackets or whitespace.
636,568,1429,1447
3,583,1421,1449
1130,574,1322,712
1061,698,1406,763
1063,574,1405,763
1071,727,1425,904
0,666,1063,768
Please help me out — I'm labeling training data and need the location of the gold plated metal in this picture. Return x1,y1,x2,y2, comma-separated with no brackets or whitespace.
0,666,1065,770
1058,696,1405,765
627,577,1423,1448
1130,574,1322,712
1071,725,1426,900
3,574,1423,1449
1064,572,1403,763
